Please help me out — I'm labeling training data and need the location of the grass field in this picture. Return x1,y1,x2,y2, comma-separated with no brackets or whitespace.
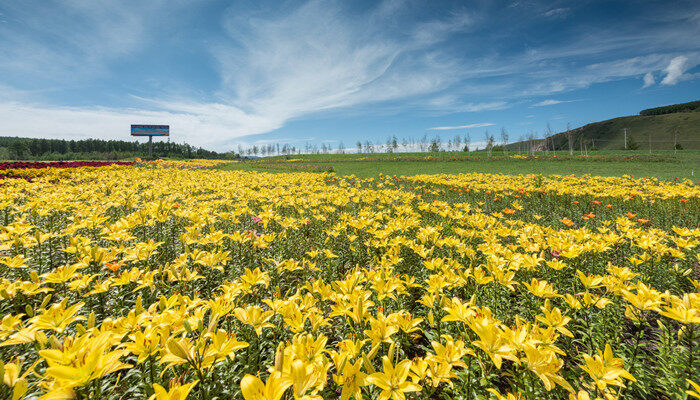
220,150,700,179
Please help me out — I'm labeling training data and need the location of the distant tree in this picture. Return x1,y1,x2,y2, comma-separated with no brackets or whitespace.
420,134,428,152
627,136,640,150
484,131,494,157
9,140,28,159
500,127,509,155
528,132,536,155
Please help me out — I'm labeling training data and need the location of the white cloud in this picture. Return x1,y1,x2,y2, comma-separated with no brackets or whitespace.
661,55,690,85
0,101,270,149
642,72,656,88
543,8,569,19
531,99,578,107
428,123,495,130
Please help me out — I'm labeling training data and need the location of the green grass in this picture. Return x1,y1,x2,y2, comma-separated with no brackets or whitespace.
220,150,700,179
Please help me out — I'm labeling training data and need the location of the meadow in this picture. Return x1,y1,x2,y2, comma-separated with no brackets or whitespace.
0,158,698,400
222,150,700,179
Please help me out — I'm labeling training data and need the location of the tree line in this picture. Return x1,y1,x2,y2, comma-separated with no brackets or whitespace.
639,100,700,116
0,137,238,160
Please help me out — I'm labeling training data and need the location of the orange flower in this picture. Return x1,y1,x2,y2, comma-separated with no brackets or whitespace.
605,204,612,208
625,212,637,219
104,260,125,272
503,207,515,215
573,201,579,205
586,212,596,219
680,198,689,203
637,218,650,224
561,218,574,227
592,200,601,205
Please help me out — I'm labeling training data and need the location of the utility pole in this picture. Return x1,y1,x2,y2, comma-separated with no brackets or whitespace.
624,128,627,150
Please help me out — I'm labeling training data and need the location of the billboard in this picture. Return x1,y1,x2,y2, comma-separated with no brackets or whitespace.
131,125,169,136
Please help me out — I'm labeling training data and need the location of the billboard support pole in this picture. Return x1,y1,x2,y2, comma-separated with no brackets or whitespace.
131,125,169,158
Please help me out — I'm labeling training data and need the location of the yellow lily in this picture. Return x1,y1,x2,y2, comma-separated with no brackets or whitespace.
366,356,421,400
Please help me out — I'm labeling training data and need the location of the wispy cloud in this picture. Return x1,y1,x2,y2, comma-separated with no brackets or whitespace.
642,72,656,88
428,123,495,130
543,8,569,19
531,99,579,107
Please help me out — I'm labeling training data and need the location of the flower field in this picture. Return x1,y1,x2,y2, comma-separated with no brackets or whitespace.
0,162,698,400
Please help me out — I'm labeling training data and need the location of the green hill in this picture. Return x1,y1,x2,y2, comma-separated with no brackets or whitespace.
509,100,700,151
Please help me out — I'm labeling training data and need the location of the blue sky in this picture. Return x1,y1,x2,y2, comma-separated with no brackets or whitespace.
0,0,698,151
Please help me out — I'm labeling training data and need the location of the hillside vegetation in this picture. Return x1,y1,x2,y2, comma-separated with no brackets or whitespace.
507,100,700,151
547,111,700,150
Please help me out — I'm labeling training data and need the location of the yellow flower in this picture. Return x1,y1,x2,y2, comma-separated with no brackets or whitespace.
487,388,525,399
660,294,700,325
687,379,700,399
241,371,292,400
580,344,635,391
234,305,275,336
468,314,518,369
521,344,573,393
40,332,132,389
364,313,399,345
148,381,198,400
332,357,366,400
431,335,473,369
523,278,559,298
205,329,249,360
366,356,421,400
31,300,85,333
536,299,573,338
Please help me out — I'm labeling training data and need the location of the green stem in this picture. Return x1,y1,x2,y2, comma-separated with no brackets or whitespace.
687,324,695,391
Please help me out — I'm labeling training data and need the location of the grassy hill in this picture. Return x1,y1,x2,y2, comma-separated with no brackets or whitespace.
508,100,700,151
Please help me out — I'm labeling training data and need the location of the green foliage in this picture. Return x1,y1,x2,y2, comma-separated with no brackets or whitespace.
0,136,237,160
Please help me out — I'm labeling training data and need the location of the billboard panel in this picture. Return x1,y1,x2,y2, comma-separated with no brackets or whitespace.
131,125,170,136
